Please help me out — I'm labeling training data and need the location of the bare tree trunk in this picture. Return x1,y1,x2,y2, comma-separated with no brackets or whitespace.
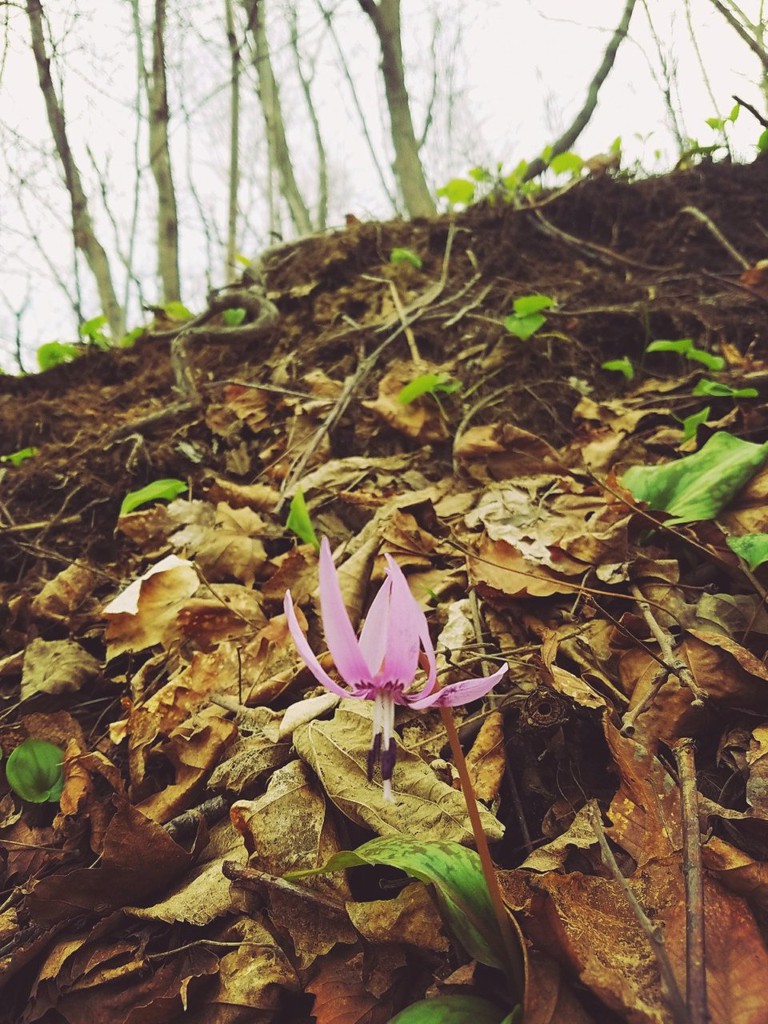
25,0,124,338
148,0,181,302
243,0,313,236
225,0,241,280
523,0,638,182
357,0,436,217
288,2,328,230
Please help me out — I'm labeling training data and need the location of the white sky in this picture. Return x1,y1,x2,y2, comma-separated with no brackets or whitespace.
0,0,766,371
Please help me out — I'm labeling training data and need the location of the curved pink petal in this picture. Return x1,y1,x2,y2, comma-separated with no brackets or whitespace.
379,556,421,685
406,662,508,709
318,537,372,684
358,575,393,676
284,591,352,698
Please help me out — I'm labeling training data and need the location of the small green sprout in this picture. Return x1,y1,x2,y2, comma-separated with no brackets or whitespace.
0,446,39,466
120,478,188,516
37,341,81,371
503,295,554,341
437,178,476,207
549,151,585,177
601,357,634,381
646,338,725,372
286,489,319,550
692,379,758,399
5,739,65,803
389,248,423,269
223,307,247,326
705,102,740,133
162,301,193,322
398,372,461,405
680,406,711,442
79,314,111,350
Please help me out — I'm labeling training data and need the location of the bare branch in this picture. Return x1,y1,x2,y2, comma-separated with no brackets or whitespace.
707,0,768,72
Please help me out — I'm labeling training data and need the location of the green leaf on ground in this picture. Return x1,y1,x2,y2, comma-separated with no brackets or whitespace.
680,406,710,442
120,478,188,516
223,307,247,326
1,446,39,466
390,247,423,269
286,490,320,550
621,432,768,524
6,739,65,803
388,996,513,1024
692,379,758,399
601,357,634,381
398,373,461,404
726,534,768,570
646,338,725,371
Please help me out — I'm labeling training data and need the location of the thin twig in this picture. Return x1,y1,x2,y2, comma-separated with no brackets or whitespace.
631,583,708,705
681,206,750,269
587,801,690,1024
223,861,348,914
673,739,708,1024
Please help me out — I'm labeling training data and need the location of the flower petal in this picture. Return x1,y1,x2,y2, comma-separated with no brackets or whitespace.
406,663,508,709
378,556,421,684
284,591,353,698
358,575,393,676
318,537,372,684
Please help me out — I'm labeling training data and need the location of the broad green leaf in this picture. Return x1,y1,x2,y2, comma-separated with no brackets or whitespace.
437,178,476,206
758,129,768,152
286,835,511,970
549,151,584,176
286,490,320,550
120,478,188,516
726,534,768,570
601,357,634,381
36,341,80,371
223,307,247,326
388,996,512,1024
513,294,553,317
693,379,758,399
390,248,423,269
6,739,64,803
621,431,768,524
0,446,39,466
79,314,108,338
681,406,710,442
503,313,545,341
163,301,193,322
646,338,724,371
398,373,461,405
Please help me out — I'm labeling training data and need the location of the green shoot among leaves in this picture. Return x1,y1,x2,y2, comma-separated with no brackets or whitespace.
726,534,768,571
286,490,320,550
646,338,725,372
692,379,758,399
163,301,193,323
621,432,768,524
79,315,111,350
437,178,476,207
680,406,711,442
503,294,554,341
390,247,423,269
601,357,634,381
37,341,81,371
5,739,65,803
223,307,247,327
120,478,188,516
398,372,461,405
0,446,39,466
549,150,584,177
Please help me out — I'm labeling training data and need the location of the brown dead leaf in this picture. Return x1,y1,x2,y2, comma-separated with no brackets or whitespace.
202,474,281,511
20,637,101,700
306,948,395,1024
454,423,565,481
29,562,100,623
171,502,268,586
469,535,576,598
465,711,505,803
346,881,450,954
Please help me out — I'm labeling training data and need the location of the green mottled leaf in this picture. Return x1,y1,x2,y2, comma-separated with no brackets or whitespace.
1,446,39,466
286,489,320,550
6,739,64,803
601,357,634,381
398,373,461,404
287,834,510,970
621,432,768,524
727,534,768,570
223,307,247,326
120,478,188,516
388,996,512,1024
390,248,423,269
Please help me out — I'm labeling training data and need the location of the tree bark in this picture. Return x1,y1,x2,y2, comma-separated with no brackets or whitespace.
148,0,181,302
523,0,638,182
243,0,313,236
357,0,436,217
25,0,124,338
225,0,241,280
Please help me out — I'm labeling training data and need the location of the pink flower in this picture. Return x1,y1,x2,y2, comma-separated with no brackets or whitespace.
284,538,508,800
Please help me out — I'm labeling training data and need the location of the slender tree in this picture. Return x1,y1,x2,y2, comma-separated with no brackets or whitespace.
24,0,124,338
225,0,242,280
356,0,436,217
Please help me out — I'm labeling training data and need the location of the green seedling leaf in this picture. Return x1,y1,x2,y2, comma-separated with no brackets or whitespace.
601,357,634,381
621,431,768,525
398,372,461,405
6,739,65,803
727,534,768,570
286,490,320,550
646,338,725,371
468,166,493,183
80,314,108,338
549,151,584,176
681,406,711,442
163,301,193,322
37,341,80,371
512,294,553,317
120,478,188,516
287,835,511,970
504,313,545,340
502,160,529,191
390,247,423,269
692,379,758,399
389,996,512,1024
437,178,475,206
758,129,768,153
0,446,39,466
223,307,247,327
119,326,143,348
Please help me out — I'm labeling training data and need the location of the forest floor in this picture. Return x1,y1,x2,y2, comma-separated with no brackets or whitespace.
2,157,768,1024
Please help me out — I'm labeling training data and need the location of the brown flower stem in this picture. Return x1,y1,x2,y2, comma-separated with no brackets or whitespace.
439,705,525,1004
